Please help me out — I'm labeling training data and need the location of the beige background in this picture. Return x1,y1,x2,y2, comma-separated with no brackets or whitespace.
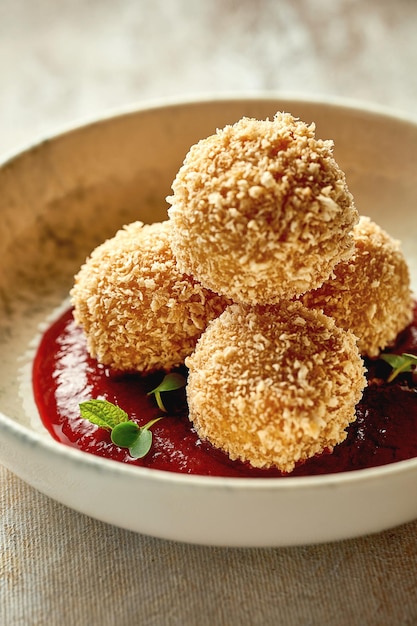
1,1,417,624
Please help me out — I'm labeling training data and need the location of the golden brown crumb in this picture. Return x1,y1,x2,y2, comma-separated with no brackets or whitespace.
186,301,366,472
301,216,414,357
168,112,358,304
70,221,230,372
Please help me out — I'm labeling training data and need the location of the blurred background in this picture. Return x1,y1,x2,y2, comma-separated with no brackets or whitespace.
1,0,417,158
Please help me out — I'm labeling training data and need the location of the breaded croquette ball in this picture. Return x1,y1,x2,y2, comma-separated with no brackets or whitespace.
185,301,366,473
71,221,230,373
301,216,413,357
168,112,358,304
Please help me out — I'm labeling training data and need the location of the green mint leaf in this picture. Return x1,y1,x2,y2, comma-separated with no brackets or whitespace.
380,352,417,382
147,373,186,412
111,421,140,447
79,399,129,430
129,428,153,458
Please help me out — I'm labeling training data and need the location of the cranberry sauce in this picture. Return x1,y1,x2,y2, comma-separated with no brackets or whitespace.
32,304,417,477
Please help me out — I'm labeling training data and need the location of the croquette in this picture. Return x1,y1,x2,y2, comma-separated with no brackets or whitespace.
168,112,358,304
185,301,366,472
301,216,414,357
70,220,230,373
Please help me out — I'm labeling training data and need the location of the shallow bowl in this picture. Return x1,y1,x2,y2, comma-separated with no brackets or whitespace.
1,95,416,547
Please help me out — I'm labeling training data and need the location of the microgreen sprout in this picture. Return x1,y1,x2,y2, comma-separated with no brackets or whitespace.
379,352,417,383
78,372,186,459
79,400,163,459
111,417,164,458
147,372,186,412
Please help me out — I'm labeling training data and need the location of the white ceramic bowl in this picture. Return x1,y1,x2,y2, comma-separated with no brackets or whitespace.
1,96,416,547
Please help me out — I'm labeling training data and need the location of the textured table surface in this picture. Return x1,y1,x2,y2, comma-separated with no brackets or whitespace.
1,1,417,624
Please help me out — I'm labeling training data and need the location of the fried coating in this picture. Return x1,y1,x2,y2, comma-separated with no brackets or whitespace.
185,301,366,472
71,221,229,373
168,112,358,304
301,216,414,357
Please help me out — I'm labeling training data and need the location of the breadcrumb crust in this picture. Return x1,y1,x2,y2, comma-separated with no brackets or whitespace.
71,221,230,372
301,216,413,357
168,112,358,304
186,301,366,472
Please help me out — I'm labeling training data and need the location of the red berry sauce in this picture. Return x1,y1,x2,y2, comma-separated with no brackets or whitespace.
32,304,417,477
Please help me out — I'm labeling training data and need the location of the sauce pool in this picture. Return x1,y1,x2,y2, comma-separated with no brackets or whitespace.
32,304,417,477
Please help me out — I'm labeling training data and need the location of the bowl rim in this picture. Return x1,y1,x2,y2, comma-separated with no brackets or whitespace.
2,403,417,489
2,90,417,164
2,92,417,491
